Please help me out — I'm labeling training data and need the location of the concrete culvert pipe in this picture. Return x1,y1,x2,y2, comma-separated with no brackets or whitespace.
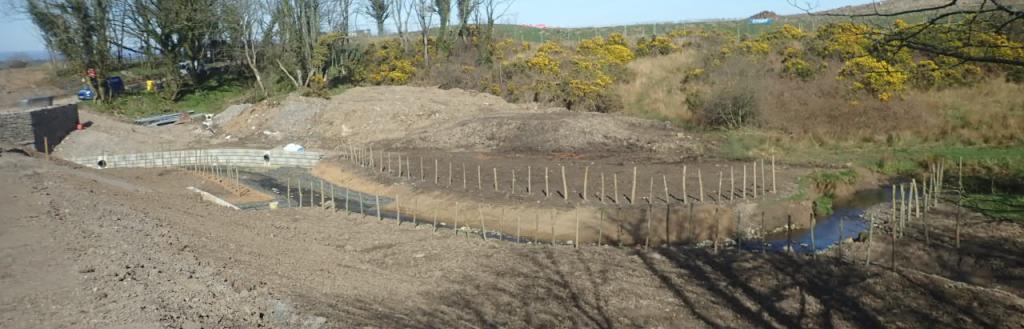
97,159,107,169
263,153,271,163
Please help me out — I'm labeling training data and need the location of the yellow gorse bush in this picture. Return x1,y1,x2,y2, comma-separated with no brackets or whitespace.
838,56,908,101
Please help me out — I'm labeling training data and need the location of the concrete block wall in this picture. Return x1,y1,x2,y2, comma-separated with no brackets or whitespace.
0,104,79,151
65,148,322,169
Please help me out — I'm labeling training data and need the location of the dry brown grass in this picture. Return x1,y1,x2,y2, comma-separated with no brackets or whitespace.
614,52,695,124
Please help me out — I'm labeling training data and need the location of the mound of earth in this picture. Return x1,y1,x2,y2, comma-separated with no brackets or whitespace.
221,86,701,154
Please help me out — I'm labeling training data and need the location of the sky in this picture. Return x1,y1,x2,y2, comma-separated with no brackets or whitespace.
0,0,875,54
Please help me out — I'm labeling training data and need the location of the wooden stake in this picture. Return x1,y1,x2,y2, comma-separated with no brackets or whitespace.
713,207,719,254
420,157,424,180
730,167,735,201
613,173,619,204
478,206,487,240
511,169,516,194
631,167,637,204
550,210,556,245
375,195,382,221
463,163,467,189
561,165,568,201
753,161,758,198
298,179,303,208
527,166,532,194
583,166,589,201
574,208,581,248
454,202,460,235
682,166,688,204
413,198,418,226
771,155,777,193
662,175,670,204
865,215,874,267
600,173,606,204
544,167,550,198
760,159,767,197
310,181,315,208
287,178,292,208
717,171,723,203
448,161,453,187
478,165,482,190
43,137,50,160
434,159,439,184
493,167,499,192
645,204,652,250
320,180,325,209
396,195,401,225
698,169,704,203
809,213,817,258
345,188,350,212
648,176,654,204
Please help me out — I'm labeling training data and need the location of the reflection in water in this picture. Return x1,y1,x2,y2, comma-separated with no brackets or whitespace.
744,187,892,253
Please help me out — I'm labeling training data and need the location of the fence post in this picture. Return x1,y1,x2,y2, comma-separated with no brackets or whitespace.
698,169,705,203
376,195,382,221
682,166,688,204
771,155,777,193
583,166,590,201
527,166,532,195
544,167,550,198
730,167,735,201
561,165,569,201
631,167,637,205
613,173,619,204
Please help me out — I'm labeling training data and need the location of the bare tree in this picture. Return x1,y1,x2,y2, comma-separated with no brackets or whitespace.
392,0,414,46
415,0,433,66
478,0,512,41
362,0,391,36
226,0,270,97
325,0,355,36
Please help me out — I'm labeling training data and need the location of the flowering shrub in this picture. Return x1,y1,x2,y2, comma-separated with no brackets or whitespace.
839,56,907,101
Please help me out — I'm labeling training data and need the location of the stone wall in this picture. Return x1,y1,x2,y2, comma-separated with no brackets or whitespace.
64,149,322,169
0,104,79,152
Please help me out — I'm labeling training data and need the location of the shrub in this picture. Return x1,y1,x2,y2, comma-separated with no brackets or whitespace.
691,84,759,129
838,56,907,101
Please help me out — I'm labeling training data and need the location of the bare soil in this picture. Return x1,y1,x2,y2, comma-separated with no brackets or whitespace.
2,152,1023,328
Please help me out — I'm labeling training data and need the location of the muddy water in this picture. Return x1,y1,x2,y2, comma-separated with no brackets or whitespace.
743,187,892,253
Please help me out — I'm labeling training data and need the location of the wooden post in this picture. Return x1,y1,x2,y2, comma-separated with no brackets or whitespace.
287,178,292,208
574,208,581,248
761,211,766,253
320,180,325,209
375,195,382,221
463,163,467,189
43,137,49,160
493,167,499,192
730,167,735,201
647,176,654,204
666,204,672,246
550,210,556,245
448,161,453,187
865,215,874,267
387,153,392,175
662,175,670,204
913,179,921,219
682,166,688,204
396,195,401,225
631,167,637,204
598,208,605,246
645,204,652,250
397,154,401,176
717,171,723,203
698,169,704,203
753,161,758,198
434,159,439,184
583,166,589,201
413,198,418,226
298,179,303,208
760,159,767,197
786,215,793,254
516,212,521,243
454,202,460,235
345,188,350,213
809,213,817,258
478,206,487,240
891,184,897,239
527,166,532,195
713,207,719,254
511,169,516,195
478,165,482,190
310,181,315,208
771,155,777,193
601,173,606,204
544,167,550,198
613,173,619,204
420,157,424,180
561,165,569,201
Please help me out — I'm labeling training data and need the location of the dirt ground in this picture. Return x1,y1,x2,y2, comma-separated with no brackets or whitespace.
2,152,1023,328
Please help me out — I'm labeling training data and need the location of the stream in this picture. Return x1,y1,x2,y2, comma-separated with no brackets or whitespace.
230,167,894,251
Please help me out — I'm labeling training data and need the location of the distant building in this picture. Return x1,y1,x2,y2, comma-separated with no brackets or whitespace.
749,11,779,25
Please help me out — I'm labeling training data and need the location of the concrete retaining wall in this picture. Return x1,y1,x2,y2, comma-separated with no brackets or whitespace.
64,148,322,169
0,104,79,151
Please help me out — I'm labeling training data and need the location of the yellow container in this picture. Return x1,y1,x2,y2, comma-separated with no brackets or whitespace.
146,80,155,92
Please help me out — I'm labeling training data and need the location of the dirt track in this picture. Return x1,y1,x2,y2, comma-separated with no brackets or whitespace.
3,152,1023,328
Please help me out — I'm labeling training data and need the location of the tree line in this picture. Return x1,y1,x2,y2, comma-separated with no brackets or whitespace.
17,0,514,101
